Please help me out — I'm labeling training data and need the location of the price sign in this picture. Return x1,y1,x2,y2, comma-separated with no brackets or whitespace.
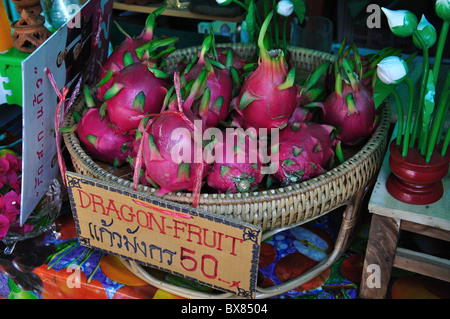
20,0,113,225
66,172,261,299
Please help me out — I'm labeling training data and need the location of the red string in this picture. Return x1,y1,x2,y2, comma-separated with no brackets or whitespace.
45,67,69,187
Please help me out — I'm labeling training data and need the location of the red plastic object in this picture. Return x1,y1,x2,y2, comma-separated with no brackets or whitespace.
386,140,450,205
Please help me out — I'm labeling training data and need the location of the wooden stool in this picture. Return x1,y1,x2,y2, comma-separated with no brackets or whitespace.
359,140,450,299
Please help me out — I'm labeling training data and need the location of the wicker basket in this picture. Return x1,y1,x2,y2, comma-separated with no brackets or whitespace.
63,43,390,231
63,43,391,298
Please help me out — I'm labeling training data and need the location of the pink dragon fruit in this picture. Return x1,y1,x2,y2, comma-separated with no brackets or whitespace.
97,6,177,100
132,73,210,207
101,61,169,133
206,129,264,193
139,112,209,194
232,12,299,131
288,105,316,125
271,122,337,185
321,59,378,146
179,32,235,128
77,87,134,167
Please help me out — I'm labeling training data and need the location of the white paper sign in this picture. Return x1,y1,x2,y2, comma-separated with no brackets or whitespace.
20,0,113,225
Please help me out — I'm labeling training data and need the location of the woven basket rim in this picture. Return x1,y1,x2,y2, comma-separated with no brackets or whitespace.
62,43,390,206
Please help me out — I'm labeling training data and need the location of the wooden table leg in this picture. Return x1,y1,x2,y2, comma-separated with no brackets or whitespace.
359,214,400,299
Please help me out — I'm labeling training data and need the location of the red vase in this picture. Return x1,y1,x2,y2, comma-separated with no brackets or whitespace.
386,140,450,205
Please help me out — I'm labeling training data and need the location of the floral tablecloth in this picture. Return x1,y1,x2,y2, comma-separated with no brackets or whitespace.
1,204,449,299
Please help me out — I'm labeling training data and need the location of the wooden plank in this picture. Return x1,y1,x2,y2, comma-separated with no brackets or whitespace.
113,1,246,23
360,214,400,299
400,220,450,242
393,248,450,283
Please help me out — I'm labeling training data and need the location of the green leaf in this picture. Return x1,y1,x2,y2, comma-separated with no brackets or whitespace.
148,133,164,161
291,0,306,24
103,83,124,100
239,90,260,110
373,78,396,109
421,70,435,150
83,84,95,108
278,68,296,90
132,91,146,112
86,134,98,147
147,65,169,79
123,51,134,67
304,61,330,90
177,163,191,183
245,0,256,44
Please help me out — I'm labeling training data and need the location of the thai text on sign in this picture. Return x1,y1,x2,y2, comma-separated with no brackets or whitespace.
66,172,261,298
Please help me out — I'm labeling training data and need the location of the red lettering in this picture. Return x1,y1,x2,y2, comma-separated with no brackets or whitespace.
203,229,217,249
201,255,218,279
119,204,134,222
188,224,202,245
180,247,197,272
77,189,91,209
148,213,166,234
105,199,120,219
136,209,149,228
173,220,186,239
91,194,105,214
226,235,243,256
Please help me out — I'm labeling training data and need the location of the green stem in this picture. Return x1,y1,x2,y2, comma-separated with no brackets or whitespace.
432,20,449,86
282,18,288,54
232,0,248,11
441,127,450,156
274,6,279,49
262,0,269,17
403,77,415,157
409,31,429,152
258,11,273,58
392,89,404,145
436,73,450,142
426,89,450,161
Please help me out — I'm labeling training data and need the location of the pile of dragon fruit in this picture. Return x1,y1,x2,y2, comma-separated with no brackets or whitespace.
71,9,380,207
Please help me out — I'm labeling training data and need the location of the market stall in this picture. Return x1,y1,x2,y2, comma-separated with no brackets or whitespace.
1,0,449,300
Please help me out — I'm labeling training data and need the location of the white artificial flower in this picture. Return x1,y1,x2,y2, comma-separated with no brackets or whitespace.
216,0,232,5
413,14,437,49
277,0,294,17
377,56,408,85
381,7,418,37
436,0,450,21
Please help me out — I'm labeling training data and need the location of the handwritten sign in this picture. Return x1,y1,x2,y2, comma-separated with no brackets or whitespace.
65,172,261,299
20,0,113,225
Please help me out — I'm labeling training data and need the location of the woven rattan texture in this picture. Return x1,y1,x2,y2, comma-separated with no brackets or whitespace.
62,43,391,231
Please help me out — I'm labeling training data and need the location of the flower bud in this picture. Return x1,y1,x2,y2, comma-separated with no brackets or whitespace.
277,0,294,17
413,15,437,49
377,56,409,85
215,0,232,5
381,7,418,37
436,0,450,21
